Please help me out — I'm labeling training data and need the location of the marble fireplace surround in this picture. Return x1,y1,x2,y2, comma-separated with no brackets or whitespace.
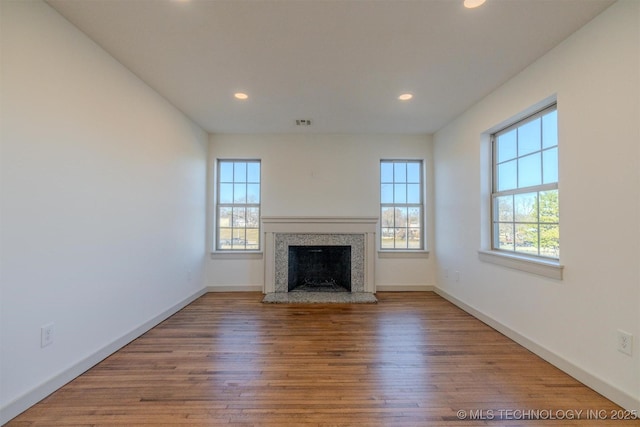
262,216,377,294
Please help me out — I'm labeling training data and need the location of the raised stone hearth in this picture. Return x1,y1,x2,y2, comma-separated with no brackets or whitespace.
262,216,377,298
262,291,378,304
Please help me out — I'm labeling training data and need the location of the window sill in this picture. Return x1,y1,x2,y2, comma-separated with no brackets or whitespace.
477,250,563,280
210,251,263,260
378,250,429,259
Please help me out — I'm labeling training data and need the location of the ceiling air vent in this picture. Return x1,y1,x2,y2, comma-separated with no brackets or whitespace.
295,119,312,126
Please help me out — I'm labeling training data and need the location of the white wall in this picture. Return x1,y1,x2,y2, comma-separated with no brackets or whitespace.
433,0,639,410
207,133,435,290
0,0,208,421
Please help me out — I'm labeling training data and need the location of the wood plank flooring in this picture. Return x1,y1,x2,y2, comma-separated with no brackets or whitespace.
7,292,630,426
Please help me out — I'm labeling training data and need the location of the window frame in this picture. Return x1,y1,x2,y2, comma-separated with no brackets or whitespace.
490,104,559,260
215,159,261,252
379,159,425,251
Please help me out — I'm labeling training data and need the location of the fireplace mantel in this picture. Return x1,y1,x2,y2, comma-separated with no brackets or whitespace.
262,216,377,294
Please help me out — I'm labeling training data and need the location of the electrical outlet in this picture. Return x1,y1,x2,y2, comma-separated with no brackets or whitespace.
454,271,460,282
41,323,54,348
617,330,633,356
444,268,449,279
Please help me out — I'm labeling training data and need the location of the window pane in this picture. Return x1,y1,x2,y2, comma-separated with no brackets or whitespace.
381,207,395,227
491,105,558,260
216,160,261,251
234,183,246,203
219,228,232,249
518,153,541,188
231,229,246,249
246,228,259,249
540,224,559,258
497,129,517,162
247,183,260,203
514,192,538,222
381,228,394,248
539,190,559,223
407,183,420,203
495,195,514,222
219,183,233,204
408,207,421,249
381,184,393,203
232,207,246,227
542,148,558,184
246,207,260,227
394,228,408,249
394,183,406,203
219,207,232,228
496,223,514,251
515,223,538,255
542,110,558,149
407,162,420,183
497,160,517,191
381,162,393,183
395,207,408,227
380,160,424,251
394,163,407,182
408,228,421,249
518,118,541,156
234,162,247,182
247,162,260,183
408,207,421,227
219,162,233,182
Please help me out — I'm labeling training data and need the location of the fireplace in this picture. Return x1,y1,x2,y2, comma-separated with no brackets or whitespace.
262,216,377,294
288,245,351,292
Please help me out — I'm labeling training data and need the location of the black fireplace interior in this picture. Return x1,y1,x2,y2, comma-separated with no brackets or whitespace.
288,245,351,292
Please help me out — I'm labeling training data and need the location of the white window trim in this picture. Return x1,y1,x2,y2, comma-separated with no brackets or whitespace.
210,251,263,259
378,250,429,259
478,249,563,280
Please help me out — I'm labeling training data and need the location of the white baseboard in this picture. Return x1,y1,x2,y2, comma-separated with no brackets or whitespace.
434,287,640,412
206,285,263,292
0,288,208,425
376,284,435,292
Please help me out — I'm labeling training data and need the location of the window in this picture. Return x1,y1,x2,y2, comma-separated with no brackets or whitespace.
216,160,261,251
492,105,558,259
380,160,423,250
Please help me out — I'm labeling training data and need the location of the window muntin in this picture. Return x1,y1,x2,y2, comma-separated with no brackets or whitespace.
492,105,559,259
380,160,423,250
217,160,260,251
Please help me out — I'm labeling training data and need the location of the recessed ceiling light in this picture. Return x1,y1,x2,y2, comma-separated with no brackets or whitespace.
464,0,486,8
234,92,248,100
398,93,413,101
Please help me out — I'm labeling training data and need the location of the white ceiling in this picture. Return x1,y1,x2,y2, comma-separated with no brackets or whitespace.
47,0,614,134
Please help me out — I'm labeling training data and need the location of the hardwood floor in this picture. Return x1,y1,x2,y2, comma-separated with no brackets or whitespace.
7,292,628,426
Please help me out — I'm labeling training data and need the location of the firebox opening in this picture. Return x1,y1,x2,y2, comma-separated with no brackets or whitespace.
288,245,351,292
